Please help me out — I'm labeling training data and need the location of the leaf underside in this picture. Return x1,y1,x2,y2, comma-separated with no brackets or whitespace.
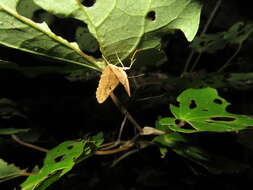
0,0,99,70
34,0,202,63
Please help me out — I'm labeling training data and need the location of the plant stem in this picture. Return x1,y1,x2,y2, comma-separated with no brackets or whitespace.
95,141,135,155
182,0,222,75
20,172,39,176
11,135,48,153
189,53,202,72
182,51,195,76
109,92,143,132
1,5,100,71
111,141,153,167
218,43,242,72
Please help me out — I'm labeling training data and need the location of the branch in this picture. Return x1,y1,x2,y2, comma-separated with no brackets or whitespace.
109,92,143,132
11,134,48,153
182,0,223,75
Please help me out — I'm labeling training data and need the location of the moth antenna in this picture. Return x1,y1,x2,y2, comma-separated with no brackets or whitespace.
115,52,125,68
102,54,110,65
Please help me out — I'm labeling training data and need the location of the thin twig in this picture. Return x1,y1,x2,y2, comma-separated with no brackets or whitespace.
11,135,48,153
111,149,139,167
182,0,222,75
20,172,39,176
110,141,153,167
95,141,134,155
218,43,242,72
182,51,195,77
201,0,223,35
109,92,143,132
189,53,202,72
100,115,127,150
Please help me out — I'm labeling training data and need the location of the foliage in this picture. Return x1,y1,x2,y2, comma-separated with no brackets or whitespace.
0,159,26,183
21,136,103,190
153,132,249,174
33,0,201,62
190,22,253,53
157,88,253,133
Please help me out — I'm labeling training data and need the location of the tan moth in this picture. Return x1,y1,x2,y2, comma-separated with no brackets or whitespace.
96,53,135,103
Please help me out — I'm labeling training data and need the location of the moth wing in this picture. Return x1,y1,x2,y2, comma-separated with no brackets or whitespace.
96,65,119,103
109,64,131,97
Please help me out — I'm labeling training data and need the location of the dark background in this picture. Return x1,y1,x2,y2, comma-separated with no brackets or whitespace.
1,0,253,189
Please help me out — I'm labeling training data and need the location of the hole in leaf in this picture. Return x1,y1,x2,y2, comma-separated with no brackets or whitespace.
179,122,195,130
210,117,236,121
202,108,208,111
175,119,181,125
174,119,193,129
189,100,197,109
172,101,180,107
67,145,74,150
213,98,223,104
82,0,96,7
54,155,64,162
206,120,215,123
146,11,156,21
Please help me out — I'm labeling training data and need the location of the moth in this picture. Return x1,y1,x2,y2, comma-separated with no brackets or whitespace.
96,54,135,103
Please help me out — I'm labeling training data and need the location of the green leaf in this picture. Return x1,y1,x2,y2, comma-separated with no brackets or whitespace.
0,158,26,183
0,128,30,135
17,0,41,19
154,133,249,174
75,26,99,53
190,22,253,54
224,22,253,45
158,88,253,133
0,0,99,71
34,0,202,62
190,33,227,53
21,137,101,190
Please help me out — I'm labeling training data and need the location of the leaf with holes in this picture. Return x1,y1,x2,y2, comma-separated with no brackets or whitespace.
34,0,202,63
157,88,253,133
0,0,99,71
20,138,101,190
0,158,26,183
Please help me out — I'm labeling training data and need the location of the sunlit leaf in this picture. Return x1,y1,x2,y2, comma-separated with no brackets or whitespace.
34,0,202,62
21,133,103,190
0,0,99,71
157,88,253,133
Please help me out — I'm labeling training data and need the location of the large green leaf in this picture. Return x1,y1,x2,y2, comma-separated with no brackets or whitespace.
21,135,103,190
0,0,100,71
0,158,26,183
157,88,253,133
34,0,202,63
